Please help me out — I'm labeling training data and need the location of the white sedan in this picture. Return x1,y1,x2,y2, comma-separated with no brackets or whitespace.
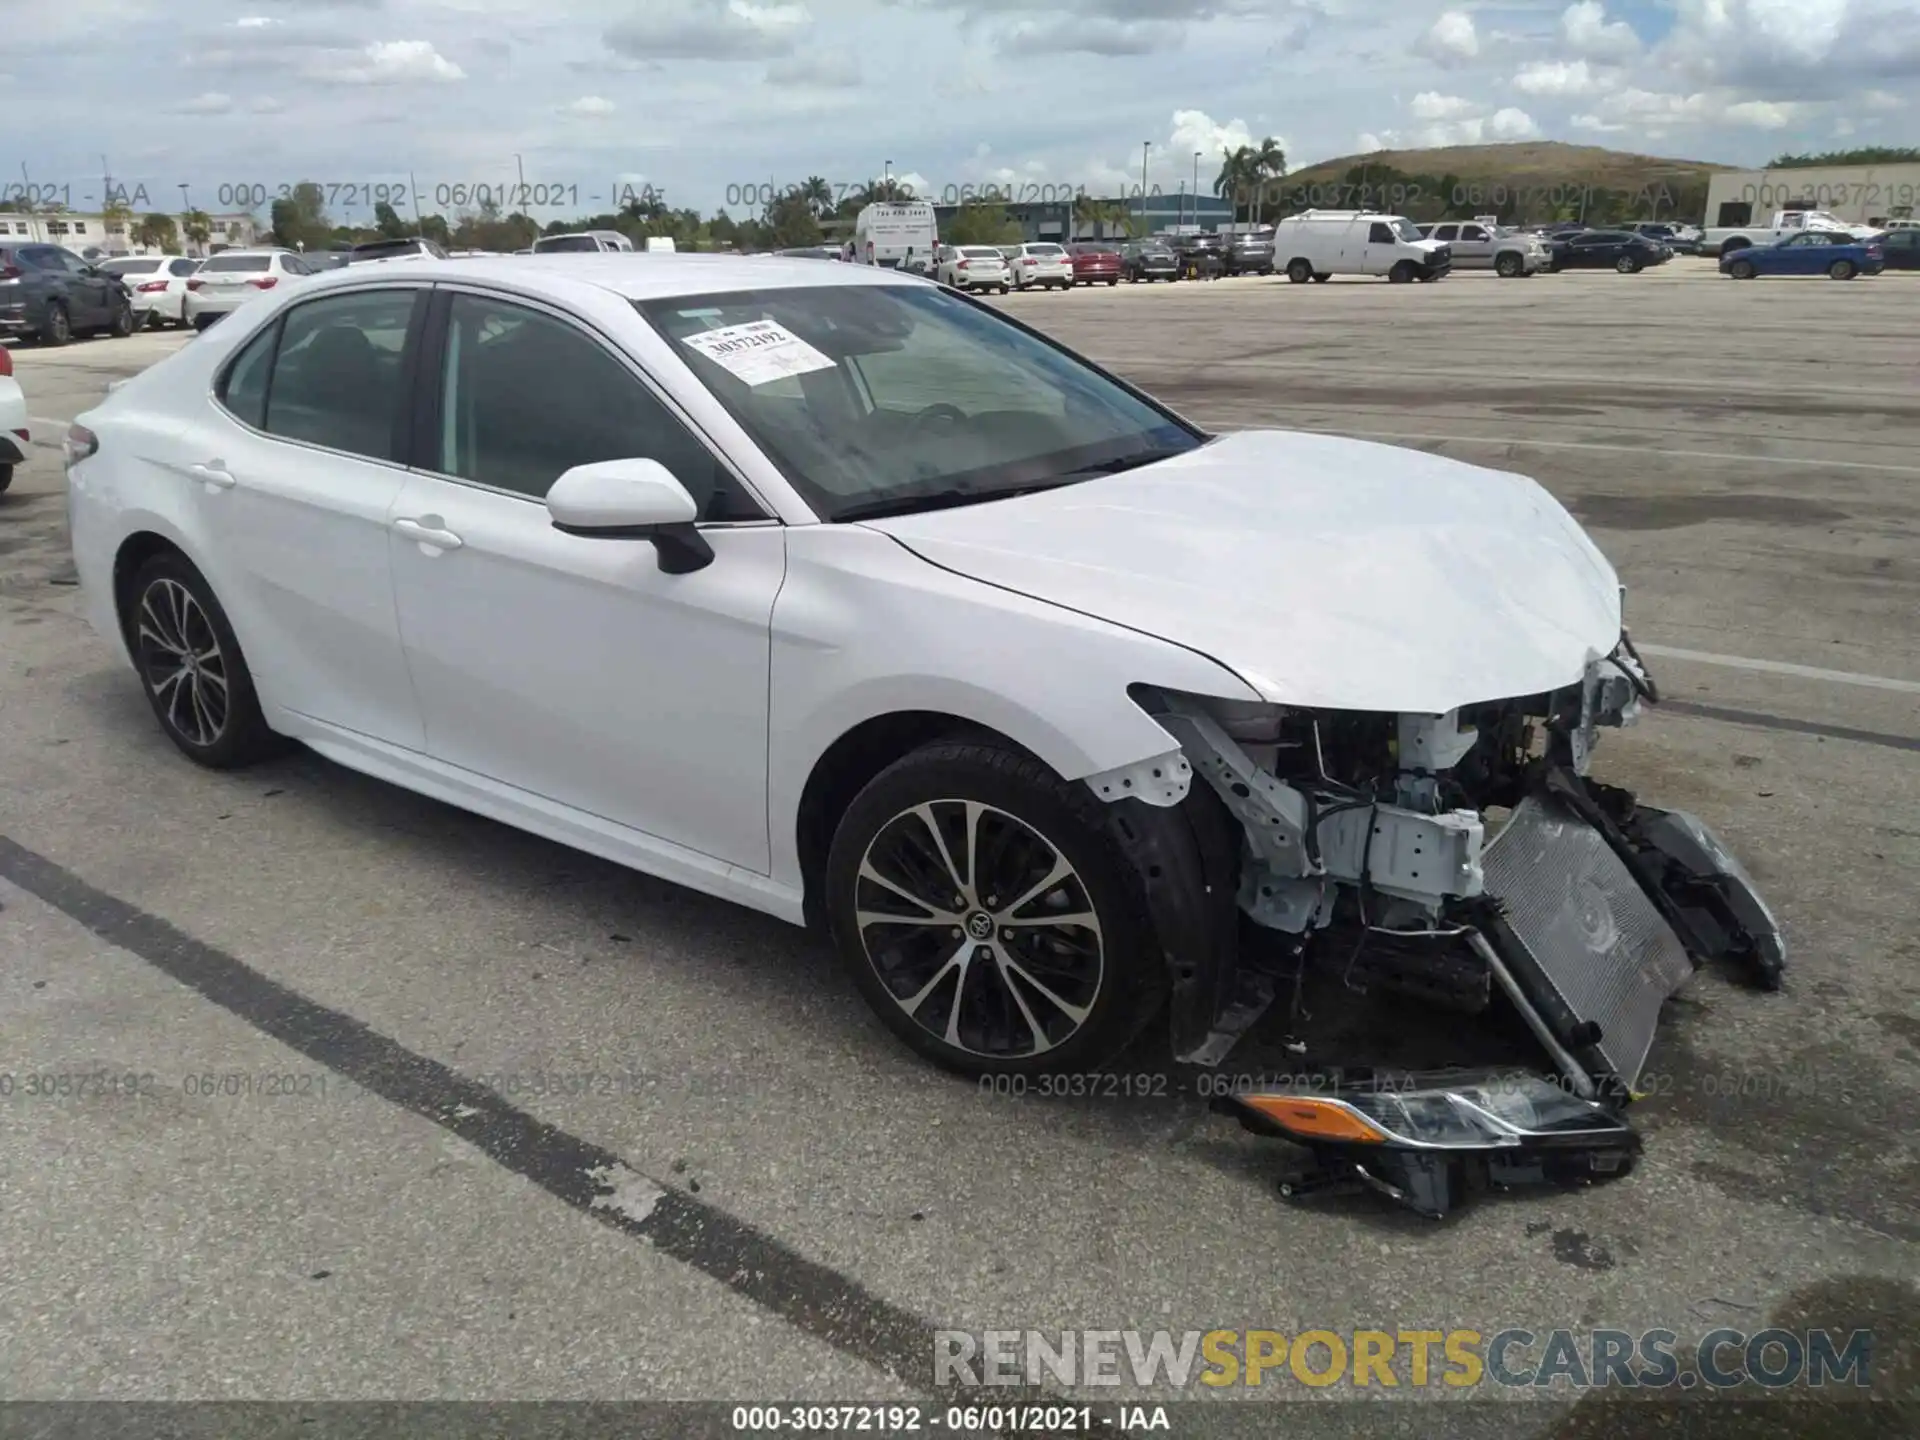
102,254,203,327
0,342,25,492
63,255,1782,1209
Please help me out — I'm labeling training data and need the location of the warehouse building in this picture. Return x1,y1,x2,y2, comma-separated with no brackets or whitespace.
1705,163,1920,228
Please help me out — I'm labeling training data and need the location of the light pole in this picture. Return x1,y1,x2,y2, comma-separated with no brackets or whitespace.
1193,152,1202,229
884,159,892,197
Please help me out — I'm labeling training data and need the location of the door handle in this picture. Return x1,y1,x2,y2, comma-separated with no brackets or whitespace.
190,461,236,489
393,516,464,550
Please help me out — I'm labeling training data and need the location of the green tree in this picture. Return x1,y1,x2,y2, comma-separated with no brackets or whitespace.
1215,146,1258,220
373,200,415,239
268,181,331,249
944,201,1022,246
763,189,822,247
132,212,178,251
798,175,834,219
1768,146,1920,168
418,213,453,247
1248,137,1287,222
181,209,214,252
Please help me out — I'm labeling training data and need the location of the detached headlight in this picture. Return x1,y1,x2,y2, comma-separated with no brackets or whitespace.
1236,1072,1631,1151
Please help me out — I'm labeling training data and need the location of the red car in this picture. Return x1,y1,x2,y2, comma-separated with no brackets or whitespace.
1068,244,1122,286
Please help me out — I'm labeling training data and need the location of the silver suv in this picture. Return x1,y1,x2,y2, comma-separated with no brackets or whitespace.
1419,221,1547,277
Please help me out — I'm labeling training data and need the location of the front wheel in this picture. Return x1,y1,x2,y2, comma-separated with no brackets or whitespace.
1495,252,1523,278
1616,255,1641,273
0,464,12,494
1729,259,1757,280
1388,261,1416,283
825,740,1164,1077
39,301,71,347
1829,259,1857,280
124,553,282,768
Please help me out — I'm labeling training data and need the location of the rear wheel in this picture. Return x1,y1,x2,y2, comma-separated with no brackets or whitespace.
38,301,71,347
1828,259,1857,280
1107,277,1117,286
108,298,135,337
1286,258,1313,283
0,464,12,494
124,553,281,769
1615,255,1641,274
825,740,1165,1077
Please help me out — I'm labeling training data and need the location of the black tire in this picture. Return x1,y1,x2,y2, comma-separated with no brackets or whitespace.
1107,278,1117,286
1495,252,1523,278
825,739,1166,1077
39,301,71,347
123,552,281,769
1829,259,1856,280
1312,272,1331,283
193,313,216,331
108,298,135,337
999,285,1009,294
1615,255,1641,274
1286,258,1313,283
143,308,164,331
1388,261,1416,283
0,464,12,495
1729,259,1756,280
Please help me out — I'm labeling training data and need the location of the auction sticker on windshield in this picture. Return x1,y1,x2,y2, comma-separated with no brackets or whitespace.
680,319,836,386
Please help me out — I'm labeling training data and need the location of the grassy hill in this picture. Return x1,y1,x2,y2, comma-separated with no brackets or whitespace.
1266,141,1736,224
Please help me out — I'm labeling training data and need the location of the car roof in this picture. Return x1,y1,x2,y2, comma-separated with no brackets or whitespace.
284,252,930,303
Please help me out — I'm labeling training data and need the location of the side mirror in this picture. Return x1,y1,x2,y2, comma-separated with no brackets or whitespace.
545,458,713,574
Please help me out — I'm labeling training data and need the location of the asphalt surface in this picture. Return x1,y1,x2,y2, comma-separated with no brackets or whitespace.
1,265,1916,1435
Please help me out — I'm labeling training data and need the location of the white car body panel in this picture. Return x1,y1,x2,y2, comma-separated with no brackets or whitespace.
0,374,27,464
67,253,1628,930
866,429,1621,715
1011,245,1073,287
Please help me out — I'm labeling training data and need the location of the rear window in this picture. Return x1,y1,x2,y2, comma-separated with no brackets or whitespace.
201,254,273,272
535,235,602,252
1027,244,1064,255
961,247,1002,259
106,258,162,275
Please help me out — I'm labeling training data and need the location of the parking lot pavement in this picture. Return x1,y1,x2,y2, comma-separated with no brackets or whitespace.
2,269,1917,1424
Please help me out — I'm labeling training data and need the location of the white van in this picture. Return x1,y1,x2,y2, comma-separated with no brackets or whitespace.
852,201,938,273
644,236,676,253
1270,210,1452,283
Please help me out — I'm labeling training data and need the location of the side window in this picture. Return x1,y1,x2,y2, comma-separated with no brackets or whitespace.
170,259,199,276
1368,223,1394,244
263,289,421,461
218,320,279,430
437,293,755,520
1432,225,1457,241
1461,226,1488,241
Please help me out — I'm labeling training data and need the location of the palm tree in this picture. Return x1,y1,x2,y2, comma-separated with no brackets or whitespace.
1249,137,1287,224
799,175,833,219
1214,146,1258,221
182,209,213,253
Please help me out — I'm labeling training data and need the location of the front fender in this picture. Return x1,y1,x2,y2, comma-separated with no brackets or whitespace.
767,524,1260,890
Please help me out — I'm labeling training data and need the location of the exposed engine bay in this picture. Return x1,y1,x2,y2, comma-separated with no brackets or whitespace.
1097,631,1786,1218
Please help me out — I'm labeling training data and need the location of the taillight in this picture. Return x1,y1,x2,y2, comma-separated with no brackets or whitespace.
0,264,20,280
65,423,99,466
137,280,169,292
187,278,205,290
0,346,10,377
1023,257,1036,265
247,277,278,289
957,259,968,269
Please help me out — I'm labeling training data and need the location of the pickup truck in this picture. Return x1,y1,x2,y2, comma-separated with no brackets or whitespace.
1700,209,1882,258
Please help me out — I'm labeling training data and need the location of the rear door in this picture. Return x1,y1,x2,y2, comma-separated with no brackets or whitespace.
188,283,431,746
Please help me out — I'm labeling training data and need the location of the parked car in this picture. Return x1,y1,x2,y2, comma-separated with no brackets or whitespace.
1219,229,1275,275
1622,222,1699,256
1876,226,1920,271
1417,221,1547,277
935,245,1011,293
1120,242,1180,282
64,253,1785,1219
348,237,449,264
1006,242,1073,289
776,246,843,261
102,254,202,328
184,249,320,330
1546,230,1670,273
0,342,25,493
1165,232,1227,278
532,231,634,254
1701,208,1879,259
0,242,137,346
1272,211,1450,283
303,251,354,272
1720,230,1885,280
1066,243,1122,286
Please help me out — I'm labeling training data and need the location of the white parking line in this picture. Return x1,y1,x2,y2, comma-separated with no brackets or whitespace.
1636,643,1920,695
1249,426,1920,476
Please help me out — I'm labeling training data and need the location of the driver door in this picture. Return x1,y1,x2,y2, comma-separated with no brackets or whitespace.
386,288,786,871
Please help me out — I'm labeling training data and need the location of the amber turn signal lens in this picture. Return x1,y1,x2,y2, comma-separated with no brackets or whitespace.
1240,1095,1388,1144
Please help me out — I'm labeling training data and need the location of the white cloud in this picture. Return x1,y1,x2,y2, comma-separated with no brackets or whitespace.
606,0,810,61
173,91,235,115
311,40,467,84
1371,95,1540,148
1415,10,1478,64
994,17,1183,57
1355,131,1387,153
1514,59,1607,97
765,49,861,86
1169,109,1254,163
1722,98,1816,129
565,95,617,115
1410,91,1476,121
1560,1,1641,63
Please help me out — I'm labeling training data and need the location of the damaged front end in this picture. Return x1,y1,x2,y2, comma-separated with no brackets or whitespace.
1115,631,1785,1219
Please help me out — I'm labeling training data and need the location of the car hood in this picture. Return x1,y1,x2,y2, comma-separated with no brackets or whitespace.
864,429,1622,714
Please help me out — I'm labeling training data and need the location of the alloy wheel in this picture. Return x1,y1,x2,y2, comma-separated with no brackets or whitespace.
854,800,1104,1059
136,577,230,747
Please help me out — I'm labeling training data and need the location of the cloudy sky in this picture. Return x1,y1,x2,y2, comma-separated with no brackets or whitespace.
4,0,1915,220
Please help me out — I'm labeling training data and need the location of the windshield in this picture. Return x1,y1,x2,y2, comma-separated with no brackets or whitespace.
637,284,1202,521
1390,218,1424,243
